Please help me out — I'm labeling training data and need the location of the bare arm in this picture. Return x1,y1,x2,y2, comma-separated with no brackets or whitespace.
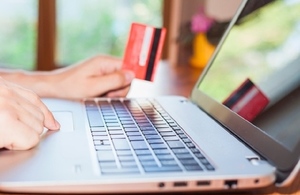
0,55,135,99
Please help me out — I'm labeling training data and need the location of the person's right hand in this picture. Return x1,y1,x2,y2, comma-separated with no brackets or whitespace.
0,77,60,150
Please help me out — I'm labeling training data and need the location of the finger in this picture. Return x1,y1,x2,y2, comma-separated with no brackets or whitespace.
0,85,46,135
13,101,45,135
93,55,123,72
88,70,135,97
79,55,123,75
0,117,40,150
11,85,60,130
106,85,131,98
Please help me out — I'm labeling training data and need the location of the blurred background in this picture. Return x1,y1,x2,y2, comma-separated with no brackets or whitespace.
0,0,240,71
0,0,162,70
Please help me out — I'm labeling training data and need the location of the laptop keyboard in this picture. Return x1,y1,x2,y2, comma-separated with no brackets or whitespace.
85,99,215,175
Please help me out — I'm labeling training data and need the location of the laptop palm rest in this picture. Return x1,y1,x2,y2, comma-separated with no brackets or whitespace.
52,111,74,132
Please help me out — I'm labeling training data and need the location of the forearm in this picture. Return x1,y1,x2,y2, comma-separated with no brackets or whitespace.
0,69,58,97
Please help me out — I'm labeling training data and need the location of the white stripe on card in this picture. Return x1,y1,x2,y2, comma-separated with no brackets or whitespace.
139,26,153,67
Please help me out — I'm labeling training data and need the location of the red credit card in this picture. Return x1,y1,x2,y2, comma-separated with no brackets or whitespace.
223,78,269,122
122,23,166,81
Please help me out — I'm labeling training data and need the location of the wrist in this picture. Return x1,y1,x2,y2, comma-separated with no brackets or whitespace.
0,70,58,98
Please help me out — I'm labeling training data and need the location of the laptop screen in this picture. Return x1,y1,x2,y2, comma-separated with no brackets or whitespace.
197,0,300,170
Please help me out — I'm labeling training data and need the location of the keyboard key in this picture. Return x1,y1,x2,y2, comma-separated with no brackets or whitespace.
160,160,178,166
118,155,135,161
205,164,215,171
123,124,137,128
147,139,164,144
116,150,133,156
160,131,176,137
91,127,106,132
140,126,157,131
142,130,158,135
124,127,139,132
93,135,109,140
110,134,126,139
137,155,155,161
112,139,131,150
163,136,179,141
126,132,141,136
153,149,170,155
99,161,118,169
194,152,205,159
172,148,190,154
186,142,196,148
105,119,119,123
109,131,124,135
166,140,185,149
140,160,157,167
156,128,173,132
144,166,182,173
92,132,107,136
156,154,174,160
101,167,140,175
181,159,199,165
97,150,115,162
94,139,110,146
106,123,120,127
184,165,203,171
144,134,161,139
135,149,152,156
131,140,148,150
150,143,168,149
175,153,194,159
182,138,192,143
121,121,135,125
108,128,123,132
85,100,98,108
95,145,112,150
86,110,104,127
128,135,144,141
120,161,138,168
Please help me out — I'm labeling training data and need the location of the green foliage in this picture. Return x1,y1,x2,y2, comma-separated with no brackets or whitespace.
56,0,162,66
0,6,36,70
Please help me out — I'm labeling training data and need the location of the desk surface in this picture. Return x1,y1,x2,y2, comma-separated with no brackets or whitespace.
1,62,299,195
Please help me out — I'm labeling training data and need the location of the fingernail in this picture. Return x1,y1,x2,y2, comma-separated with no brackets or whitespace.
125,71,135,82
54,120,61,129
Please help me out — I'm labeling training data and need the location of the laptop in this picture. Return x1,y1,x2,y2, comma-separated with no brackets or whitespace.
0,0,299,193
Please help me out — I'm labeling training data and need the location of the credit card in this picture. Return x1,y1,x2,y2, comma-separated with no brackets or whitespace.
223,78,269,122
122,23,166,81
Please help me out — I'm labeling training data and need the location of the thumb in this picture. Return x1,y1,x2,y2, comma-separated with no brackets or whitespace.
93,70,135,95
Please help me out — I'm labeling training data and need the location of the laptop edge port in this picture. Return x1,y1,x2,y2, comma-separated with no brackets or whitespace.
197,181,211,186
224,180,238,189
173,181,188,187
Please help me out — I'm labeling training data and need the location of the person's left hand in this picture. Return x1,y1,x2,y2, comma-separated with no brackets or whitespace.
1,55,135,99
48,55,135,99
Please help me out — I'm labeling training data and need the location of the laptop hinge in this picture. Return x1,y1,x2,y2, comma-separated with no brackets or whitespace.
275,159,300,187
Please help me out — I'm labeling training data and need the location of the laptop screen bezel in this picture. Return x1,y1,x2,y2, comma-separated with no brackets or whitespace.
190,0,299,174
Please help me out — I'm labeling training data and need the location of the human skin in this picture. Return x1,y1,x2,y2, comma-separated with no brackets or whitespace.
0,55,135,150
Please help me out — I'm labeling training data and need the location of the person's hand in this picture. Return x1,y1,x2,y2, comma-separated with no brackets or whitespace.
0,77,60,150
46,55,135,99
0,55,135,99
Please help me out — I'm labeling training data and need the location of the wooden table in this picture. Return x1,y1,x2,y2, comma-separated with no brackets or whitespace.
1,62,299,195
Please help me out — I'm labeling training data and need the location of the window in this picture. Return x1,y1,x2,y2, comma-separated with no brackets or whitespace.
56,0,163,66
0,0,162,70
0,0,37,70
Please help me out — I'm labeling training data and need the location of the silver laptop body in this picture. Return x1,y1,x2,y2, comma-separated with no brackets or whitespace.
0,0,299,193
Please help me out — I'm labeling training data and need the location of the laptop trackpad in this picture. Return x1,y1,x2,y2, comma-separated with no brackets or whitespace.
52,111,74,132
